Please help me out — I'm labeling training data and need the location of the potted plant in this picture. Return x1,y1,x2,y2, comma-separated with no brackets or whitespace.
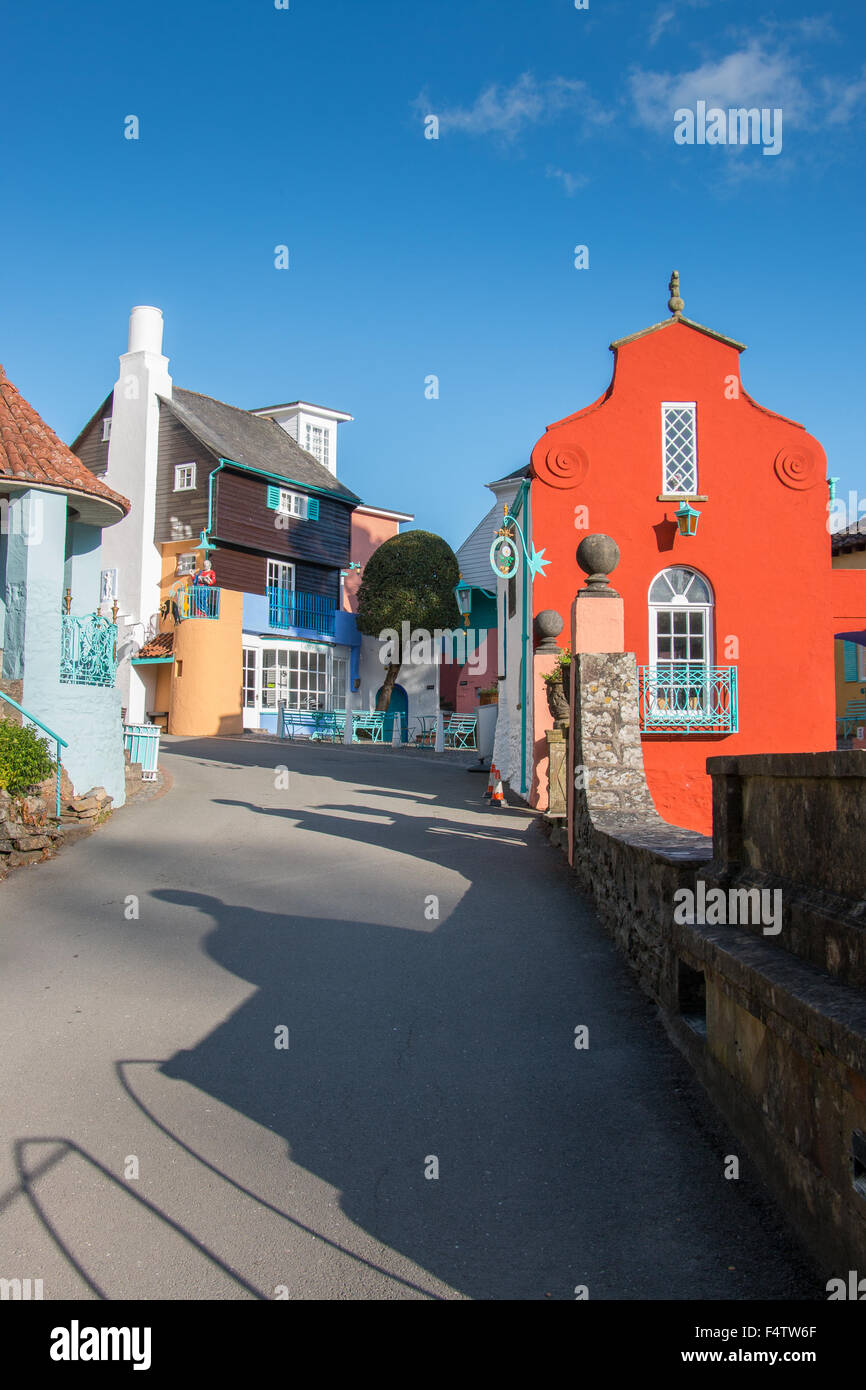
542,649,572,727
478,685,499,706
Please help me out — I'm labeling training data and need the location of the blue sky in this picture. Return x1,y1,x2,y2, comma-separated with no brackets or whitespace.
1,0,864,548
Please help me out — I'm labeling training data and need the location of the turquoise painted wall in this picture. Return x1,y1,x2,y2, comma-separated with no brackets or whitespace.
3,491,126,805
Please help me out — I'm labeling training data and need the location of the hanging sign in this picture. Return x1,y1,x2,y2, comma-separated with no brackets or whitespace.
489,513,549,581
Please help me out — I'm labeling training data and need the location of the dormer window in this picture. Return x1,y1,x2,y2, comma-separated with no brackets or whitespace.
102,418,112,441
174,462,196,491
661,403,697,495
305,424,329,469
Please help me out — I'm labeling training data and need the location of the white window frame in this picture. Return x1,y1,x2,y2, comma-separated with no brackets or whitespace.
304,424,330,469
661,402,698,496
647,567,714,722
102,418,112,441
176,552,198,576
174,462,197,492
648,567,714,667
267,559,295,592
331,656,348,709
277,488,308,519
242,647,259,709
260,643,330,712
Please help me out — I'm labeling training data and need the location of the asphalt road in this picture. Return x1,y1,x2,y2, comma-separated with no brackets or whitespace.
0,736,821,1300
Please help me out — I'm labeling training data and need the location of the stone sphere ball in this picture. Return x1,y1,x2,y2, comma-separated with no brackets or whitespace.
577,533,620,577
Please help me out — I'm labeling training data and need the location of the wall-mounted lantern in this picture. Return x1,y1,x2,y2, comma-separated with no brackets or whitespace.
674,498,701,537
455,577,473,627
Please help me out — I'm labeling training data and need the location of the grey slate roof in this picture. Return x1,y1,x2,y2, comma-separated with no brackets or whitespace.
160,388,360,503
488,464,531,487
456,469,527,587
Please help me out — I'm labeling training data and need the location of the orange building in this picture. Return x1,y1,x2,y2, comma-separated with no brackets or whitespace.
498,274,856,834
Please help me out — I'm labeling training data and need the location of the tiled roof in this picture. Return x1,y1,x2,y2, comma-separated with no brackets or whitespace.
832,521,866,555
161,388,361,503
0,365,129,513
135,632,174,659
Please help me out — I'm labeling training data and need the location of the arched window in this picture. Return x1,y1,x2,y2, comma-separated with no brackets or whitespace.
648,567,713,670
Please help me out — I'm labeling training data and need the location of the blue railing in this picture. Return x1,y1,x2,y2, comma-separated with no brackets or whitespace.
60,614,117,687
638,665,738,734
0,690,68,818
267,587,336,637
176,585,221,621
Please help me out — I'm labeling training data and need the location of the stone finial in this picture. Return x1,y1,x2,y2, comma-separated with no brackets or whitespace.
668,270,684,316
534,609,564,653
576,534,621,597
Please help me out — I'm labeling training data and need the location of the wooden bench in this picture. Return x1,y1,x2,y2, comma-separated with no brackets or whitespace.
444,714,478,750
281,710,343,742
837,699,866,738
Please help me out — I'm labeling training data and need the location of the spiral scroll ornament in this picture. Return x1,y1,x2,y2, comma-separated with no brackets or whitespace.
773,446,820,491
532,442,589,491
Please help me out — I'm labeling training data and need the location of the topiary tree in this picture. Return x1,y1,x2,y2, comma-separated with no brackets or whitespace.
355,530,461,712
0,718,55,797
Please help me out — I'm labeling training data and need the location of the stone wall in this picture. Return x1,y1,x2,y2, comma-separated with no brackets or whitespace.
0,768,114,879
552,641,866,1277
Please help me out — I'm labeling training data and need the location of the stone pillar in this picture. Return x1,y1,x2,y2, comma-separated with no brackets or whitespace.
568,534,625,866
532,609,565,811
545,728,568,834
434,710,445,753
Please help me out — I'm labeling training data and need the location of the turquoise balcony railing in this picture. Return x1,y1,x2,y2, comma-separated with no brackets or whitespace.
267,587,336,637
0,690,67,818
60,614,117,687
638,665,738,734
176,585,221,620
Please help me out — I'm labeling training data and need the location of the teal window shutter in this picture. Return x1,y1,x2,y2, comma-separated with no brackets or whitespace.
307,498,319,521
266,485,280,510
844,641,859,682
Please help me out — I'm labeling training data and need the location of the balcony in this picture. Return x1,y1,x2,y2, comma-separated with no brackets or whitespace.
60,613,117,687
176,585,221,621
266,587,336,638
638,665,738,734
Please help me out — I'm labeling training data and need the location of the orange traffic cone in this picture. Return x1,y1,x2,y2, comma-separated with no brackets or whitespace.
484,763,496,800
490,770,506,809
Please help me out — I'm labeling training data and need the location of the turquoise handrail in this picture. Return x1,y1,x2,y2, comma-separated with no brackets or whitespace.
0,691,68,818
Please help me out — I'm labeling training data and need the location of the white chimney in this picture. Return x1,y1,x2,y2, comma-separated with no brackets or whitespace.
101,305,172,721
127,305,165,355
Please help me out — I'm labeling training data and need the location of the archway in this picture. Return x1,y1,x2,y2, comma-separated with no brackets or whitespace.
375,682,409,742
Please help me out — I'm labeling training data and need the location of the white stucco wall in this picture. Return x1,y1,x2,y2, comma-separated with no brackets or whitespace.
357,634,440,733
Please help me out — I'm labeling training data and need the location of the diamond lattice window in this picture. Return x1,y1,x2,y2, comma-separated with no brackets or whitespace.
662,404,698,495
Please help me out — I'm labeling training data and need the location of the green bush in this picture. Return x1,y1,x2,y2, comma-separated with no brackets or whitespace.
0,718,55,797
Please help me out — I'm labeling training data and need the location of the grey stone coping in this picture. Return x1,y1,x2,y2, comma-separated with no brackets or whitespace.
707,750,866,779
590,809,712,865
685,918,866,1067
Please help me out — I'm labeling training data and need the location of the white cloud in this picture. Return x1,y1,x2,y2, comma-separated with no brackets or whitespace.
418,73,611,142
648,7,677,47
545,166,589,196
821,64,866,125
629,41,812,132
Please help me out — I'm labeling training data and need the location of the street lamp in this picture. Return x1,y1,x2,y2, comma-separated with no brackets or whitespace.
674,498,701,537
455,577,473,627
